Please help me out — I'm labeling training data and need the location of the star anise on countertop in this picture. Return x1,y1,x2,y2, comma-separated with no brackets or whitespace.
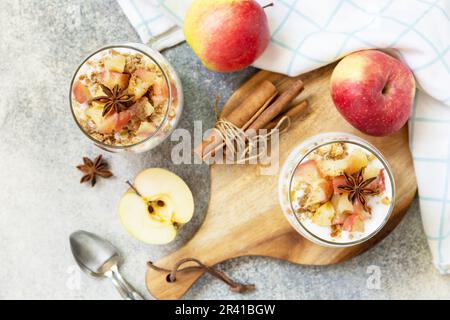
337,168,378,211
92,84,134,117
76,155,113,187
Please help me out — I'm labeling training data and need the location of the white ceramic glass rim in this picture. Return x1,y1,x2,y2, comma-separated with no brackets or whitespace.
284,132,396,248
69,43,175,151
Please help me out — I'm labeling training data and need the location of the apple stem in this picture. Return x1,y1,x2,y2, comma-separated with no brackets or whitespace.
126,180,142,197
263,3,274,9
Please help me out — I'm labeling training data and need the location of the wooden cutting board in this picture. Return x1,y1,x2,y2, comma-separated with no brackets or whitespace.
145,63,417,300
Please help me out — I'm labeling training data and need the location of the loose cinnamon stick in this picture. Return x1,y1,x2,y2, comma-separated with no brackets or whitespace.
246,80,304,134
224,81,277,127
266,100,309,130
194,81,277,158
241,93,277,130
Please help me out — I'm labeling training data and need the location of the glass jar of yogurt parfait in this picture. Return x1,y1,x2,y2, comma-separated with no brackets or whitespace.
278,133,395,248
70,43,183,153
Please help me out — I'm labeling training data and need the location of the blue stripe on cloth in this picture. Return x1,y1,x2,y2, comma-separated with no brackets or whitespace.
129,0,153,36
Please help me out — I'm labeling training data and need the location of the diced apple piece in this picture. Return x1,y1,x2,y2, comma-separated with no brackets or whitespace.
331,194,340,210
153,78,169,99
295,161,333,206
332,175,347,195
105,54,127,73
345,149,368,175
152,78,171,106
352,217,365,232
316,143,346,159
343,214,364,232
128,69,156,100
295,160,322,182
129,97,154,120
101,71,130,90
363,163,380,180
97,114,116,134
115,111,132,132
136,69,155,83
91,101,105,110
332,211,347,225
136,122,157,138
366,169,386,193
331,195,353,225
92,84,106,97
96,110,132,134
312,202,335,227
333,195,353,214
317,159,348,177
308,179,333,204
86,104,104,127
72,81,91,104
353,201,371,220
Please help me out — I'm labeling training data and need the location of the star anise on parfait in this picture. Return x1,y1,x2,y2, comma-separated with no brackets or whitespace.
76,155,113,187
92,84,134,117
337,168,378,211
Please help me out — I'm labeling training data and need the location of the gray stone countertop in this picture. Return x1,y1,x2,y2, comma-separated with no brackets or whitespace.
0,0,448,300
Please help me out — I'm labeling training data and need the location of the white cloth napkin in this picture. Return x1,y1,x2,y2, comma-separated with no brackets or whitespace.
118,0,450,275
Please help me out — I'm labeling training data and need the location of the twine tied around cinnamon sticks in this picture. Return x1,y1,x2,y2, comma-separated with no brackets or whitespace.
213,115,291,163
195,79,308,162
148,258,256,294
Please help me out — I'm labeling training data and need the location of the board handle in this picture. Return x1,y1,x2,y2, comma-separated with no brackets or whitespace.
145,238,223,300
146,260,206,300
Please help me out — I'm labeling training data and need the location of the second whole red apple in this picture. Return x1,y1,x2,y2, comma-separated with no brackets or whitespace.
331,50,416,137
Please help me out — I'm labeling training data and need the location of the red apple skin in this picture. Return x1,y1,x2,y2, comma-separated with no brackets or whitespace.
331,50,416,136
184,0,270,72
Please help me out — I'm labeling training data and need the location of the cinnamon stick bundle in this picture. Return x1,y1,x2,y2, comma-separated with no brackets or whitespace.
196,78,306,161
194,81,277,159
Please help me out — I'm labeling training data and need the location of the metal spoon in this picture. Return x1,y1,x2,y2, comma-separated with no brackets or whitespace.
70,230,144,300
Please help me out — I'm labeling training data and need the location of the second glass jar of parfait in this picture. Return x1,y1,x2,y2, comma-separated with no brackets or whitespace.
278,133,395,248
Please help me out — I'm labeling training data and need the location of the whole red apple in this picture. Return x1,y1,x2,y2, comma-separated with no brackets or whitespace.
184,0,270,73
331,50,415,136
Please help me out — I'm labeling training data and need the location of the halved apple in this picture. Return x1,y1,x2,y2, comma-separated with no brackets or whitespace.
119,168,194,245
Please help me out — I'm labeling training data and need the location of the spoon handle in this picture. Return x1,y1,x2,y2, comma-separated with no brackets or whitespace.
108,266,145,300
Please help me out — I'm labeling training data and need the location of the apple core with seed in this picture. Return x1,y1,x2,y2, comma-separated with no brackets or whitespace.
119,168,194,245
